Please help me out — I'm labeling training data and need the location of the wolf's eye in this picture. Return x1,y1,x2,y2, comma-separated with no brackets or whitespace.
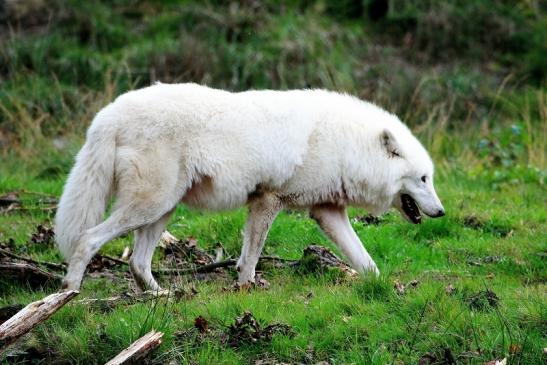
421,175,427,183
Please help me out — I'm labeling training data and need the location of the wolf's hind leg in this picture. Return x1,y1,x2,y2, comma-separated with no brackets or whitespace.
62,199,177,291
237,193,283,284
310,204,379,275
62,149,187,291
130,209,174,292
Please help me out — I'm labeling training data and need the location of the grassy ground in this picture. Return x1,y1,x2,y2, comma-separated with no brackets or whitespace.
1,1,546,364
1,155,545,364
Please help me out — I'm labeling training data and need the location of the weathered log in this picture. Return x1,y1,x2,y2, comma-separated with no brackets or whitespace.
105,330,163,365
0,261,63,287
0,290,79,352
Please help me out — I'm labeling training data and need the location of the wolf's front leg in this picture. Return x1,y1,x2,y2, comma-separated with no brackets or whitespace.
310,204,379,275
237,193,283,284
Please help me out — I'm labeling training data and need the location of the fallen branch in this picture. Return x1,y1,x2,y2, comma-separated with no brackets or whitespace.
72,288,191,310
0,192,20,207
0,290,79,352
15,189,58,199
155,259,237,275
154,256,295,275
6,205,57,213
100,254,129,267
0,191,58,215
0,261,63,287
105,330,163,365
0,248,65,271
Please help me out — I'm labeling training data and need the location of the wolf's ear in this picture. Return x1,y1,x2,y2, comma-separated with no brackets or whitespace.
380,129,403,158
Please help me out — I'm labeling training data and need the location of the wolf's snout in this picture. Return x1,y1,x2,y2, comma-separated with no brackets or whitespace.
431,209,445,218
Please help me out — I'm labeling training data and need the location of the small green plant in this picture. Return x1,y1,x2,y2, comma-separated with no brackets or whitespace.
473,123,545,188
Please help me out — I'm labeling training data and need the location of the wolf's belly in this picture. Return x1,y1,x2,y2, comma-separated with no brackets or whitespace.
181,175,250,211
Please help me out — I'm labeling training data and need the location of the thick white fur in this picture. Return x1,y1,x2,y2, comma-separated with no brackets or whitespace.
55,83,443,291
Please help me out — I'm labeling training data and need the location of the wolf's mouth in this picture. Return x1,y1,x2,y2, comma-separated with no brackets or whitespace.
401,194,422,224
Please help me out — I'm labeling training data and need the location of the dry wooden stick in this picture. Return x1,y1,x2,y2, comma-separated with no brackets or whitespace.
0,261,63,287
0,248,65,271
7,205,57,213
17,189,58,200
100,254,129,267
154,256,296,275
0,290,79,352
105,330,163,365
71,288,189,309
154,259,237,274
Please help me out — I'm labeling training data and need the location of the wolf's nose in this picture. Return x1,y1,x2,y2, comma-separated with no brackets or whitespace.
435,209,445,217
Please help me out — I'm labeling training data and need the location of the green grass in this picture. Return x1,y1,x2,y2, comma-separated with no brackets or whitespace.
0,161,545,364
0,0,545,363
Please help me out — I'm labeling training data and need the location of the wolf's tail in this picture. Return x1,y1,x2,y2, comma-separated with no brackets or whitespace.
55,122,116,261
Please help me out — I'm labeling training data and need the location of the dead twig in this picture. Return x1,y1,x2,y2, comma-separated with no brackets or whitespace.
5,205,57,213
104,330,163,365
100,254,129,267
0,290,79,352
71,288,191,310
155,256,295,275
0,248,65,271
0,261,63,287
154,259,237,274
0,192,20,207
17,189,58,199
0,191,58,215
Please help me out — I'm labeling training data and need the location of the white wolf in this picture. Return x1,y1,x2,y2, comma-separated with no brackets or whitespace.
55,83,445,291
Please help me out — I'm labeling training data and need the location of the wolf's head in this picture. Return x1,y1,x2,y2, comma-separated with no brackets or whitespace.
380,129,445,224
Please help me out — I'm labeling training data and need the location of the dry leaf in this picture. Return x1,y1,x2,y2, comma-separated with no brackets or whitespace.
394,280,405,295
194,315,209,334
